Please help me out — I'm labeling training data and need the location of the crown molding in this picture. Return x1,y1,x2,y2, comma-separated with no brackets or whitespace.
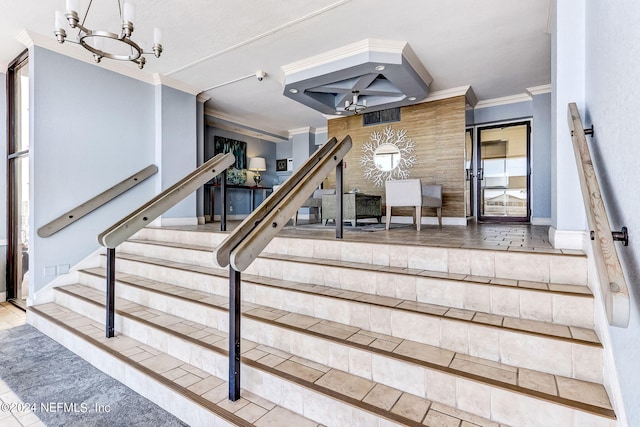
289,127,313,136
315,126,328,135
204,109,289,143
419,85,477,106
17,30,200,95
152,73,200,95
475,93,533,109
196,94,212,103
526,84,552,96
282,38,408,76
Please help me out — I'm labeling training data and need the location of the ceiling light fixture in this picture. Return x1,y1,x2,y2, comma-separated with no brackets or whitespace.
375,65,386,71
289,88,299,94
344,90,367,114
54,0,163,69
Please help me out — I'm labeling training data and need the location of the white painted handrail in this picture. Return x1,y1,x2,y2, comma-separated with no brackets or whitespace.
98,153,235,248
568,103,629,327
214,135,352,271
37,165,158,238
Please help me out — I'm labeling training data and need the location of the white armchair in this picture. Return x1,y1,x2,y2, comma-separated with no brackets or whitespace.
385,179,423,230
422,184,443,226
385,180,443,230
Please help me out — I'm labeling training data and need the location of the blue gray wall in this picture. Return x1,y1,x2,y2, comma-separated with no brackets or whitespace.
468,96,552,222
29,47,197,295
155,85,197,220
585,1,640,425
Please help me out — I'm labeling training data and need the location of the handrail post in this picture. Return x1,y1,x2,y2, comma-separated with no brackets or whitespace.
221,170,227,232
336,160,344,239
228,265,241,401
106,248,115,338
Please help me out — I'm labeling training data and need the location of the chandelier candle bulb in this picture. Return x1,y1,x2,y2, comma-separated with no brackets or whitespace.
154,27,162,45
54,11,65,31
65,0,79,14
123,1,136,24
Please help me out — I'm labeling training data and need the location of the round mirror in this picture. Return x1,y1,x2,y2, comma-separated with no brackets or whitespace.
374,143,401,171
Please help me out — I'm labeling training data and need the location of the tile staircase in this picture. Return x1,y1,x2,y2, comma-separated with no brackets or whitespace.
27,227,618,427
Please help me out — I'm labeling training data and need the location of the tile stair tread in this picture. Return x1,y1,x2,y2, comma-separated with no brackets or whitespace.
124,239,592,295
34,300,505,427
102,254,601,345
59,279,614,418
29,304,320,427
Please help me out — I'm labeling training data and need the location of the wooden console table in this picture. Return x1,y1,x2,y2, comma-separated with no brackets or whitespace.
205,183,272,222
321,193,382,227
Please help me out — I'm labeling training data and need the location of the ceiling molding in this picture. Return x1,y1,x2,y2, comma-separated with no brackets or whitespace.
17,30,200,95
419,85,477,106
282,38,432,115
526,84,552,96
289,127,313,136
153,73,201,95
475,93,533,109
196,94,212,103
315,127,328,135
282,38,407,76
205,108,289,143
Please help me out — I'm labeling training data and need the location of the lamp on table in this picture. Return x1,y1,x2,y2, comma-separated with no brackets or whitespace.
249,157,266,185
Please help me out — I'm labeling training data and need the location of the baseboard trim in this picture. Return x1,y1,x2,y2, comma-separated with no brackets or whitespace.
391,216,467,226
549,227,588,250
160,217,198,226
531,217,552,226
0,292,6,302
213,214,248,221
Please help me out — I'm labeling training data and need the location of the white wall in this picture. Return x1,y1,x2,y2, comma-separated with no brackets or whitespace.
551,0,586,234
584,2,640,425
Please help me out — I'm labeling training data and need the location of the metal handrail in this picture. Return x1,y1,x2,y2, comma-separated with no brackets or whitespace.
568,103,629,328
37,165,158,238
215,136,346,268
99,153,235,248
213,135,352,401
96,152,235,339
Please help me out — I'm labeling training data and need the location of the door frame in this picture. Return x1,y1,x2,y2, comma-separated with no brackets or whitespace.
475,120,531,223
6,49,29,303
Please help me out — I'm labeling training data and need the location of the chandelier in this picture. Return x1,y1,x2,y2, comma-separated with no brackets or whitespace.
54,0,163,69
344,90,367,114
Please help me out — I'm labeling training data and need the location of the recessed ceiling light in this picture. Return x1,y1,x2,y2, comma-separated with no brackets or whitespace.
408,96,417,101
289,88,299,94
335,111,342,115
375,65,386,71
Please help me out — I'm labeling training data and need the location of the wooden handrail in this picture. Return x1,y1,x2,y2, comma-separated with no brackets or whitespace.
37,165,158,238
214,136,348,269
568,103,629,327
98,153,235,248
213,135,351,401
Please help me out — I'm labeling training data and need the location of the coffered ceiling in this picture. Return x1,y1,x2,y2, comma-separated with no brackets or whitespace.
0,0,551,137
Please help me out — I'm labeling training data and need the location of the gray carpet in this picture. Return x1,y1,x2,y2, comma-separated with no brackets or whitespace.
0,324,188,427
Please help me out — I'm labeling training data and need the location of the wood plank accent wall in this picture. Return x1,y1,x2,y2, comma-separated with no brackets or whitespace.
326,96,467,218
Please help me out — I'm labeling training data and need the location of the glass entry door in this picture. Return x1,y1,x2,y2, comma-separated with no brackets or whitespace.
476,122,530,222
465,128,474,217
7,51,30,307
